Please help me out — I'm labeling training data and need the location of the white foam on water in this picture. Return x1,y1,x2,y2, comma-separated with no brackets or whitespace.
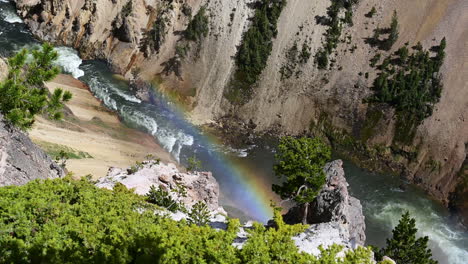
1,7,23,24
113,87,141,103
87,76,118,110
54,47,85,78
116,106,193,161
373,202,468,264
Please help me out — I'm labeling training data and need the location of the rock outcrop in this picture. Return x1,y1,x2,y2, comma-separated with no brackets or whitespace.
285,160,366,251
0,114,64,186
96,160,221,211
12,0,468,223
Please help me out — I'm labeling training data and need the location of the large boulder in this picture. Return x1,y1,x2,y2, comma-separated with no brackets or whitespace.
0,114,64,186
284,160,366,250
96,160,221,211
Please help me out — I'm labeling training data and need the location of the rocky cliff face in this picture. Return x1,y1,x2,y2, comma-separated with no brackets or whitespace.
12,0,467,220
0,58,64,186
284,160,366,249
96,160,221,211
0,114,64,186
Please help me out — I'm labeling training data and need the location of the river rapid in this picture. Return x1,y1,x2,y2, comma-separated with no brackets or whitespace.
1,2,467,263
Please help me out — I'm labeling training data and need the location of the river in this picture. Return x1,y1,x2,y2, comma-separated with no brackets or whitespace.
1,2,467,263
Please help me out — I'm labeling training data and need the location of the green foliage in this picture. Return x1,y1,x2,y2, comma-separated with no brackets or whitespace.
140,13,169,56
146,183,187,213
365,6,377,18
280,41,312,80
55,150,69,169
315,48,329,69
146,185,181,212
227,0,286,102
121,0,132,17
367,38,446,144
0,43,72,130
386,11,399,50
366,10,399,51
315,0,358,69
187,155,202,172
35,140,93,160
370,53,381,67
0,178,379,263
376,211,438,264
272,137,331,206
184,7,209,42
127,161,144,174
188,201,211,226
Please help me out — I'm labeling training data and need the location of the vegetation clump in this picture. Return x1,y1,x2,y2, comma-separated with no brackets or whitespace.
365,6,377,18
184,7,209,42
146,184,186,212
366,10,399,51
0,177,382,263
227,0,287,103
187,155,202,172
367,38,446,144
315,0,358,69
280,41,312,80
188,201,211,226
272,136,331,224
0,43,72,130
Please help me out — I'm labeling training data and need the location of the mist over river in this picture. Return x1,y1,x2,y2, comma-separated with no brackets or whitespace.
1,1,467,263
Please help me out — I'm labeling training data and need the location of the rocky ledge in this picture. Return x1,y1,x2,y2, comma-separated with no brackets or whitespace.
284,160,366,253
96,160,221,211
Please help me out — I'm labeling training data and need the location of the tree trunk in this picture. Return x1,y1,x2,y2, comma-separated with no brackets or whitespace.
302,202,309,224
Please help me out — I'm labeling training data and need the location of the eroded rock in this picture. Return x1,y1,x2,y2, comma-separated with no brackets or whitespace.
96,160,220,211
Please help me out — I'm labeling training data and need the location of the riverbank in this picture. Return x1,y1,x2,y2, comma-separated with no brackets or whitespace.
29,74,175,179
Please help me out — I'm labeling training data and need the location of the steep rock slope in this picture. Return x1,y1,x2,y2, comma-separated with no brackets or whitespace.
0,114,64,186
12,0,467,217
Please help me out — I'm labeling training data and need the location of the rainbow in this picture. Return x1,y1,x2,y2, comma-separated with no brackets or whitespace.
158,89,277,222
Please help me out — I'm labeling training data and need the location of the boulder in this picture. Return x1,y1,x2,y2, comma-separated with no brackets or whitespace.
96,160,220,211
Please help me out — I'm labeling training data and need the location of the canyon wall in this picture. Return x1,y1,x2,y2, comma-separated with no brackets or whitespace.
12,0,468,214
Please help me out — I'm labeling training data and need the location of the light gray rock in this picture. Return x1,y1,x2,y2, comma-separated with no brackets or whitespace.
96,160,221,211
0,114,64,186
284,160,366,252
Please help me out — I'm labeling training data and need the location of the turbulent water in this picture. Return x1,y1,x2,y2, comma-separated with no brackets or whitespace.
1,2,468,263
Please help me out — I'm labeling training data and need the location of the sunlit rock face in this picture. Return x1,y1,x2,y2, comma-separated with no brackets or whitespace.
284,160,366,251
96,160,221,211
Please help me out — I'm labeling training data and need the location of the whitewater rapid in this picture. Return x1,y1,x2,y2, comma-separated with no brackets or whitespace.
0,1,22,24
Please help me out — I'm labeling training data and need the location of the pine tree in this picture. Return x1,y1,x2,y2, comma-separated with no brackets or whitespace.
377,211,438,264
188,201,211,226
272,137,331,224
0,43,72,130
